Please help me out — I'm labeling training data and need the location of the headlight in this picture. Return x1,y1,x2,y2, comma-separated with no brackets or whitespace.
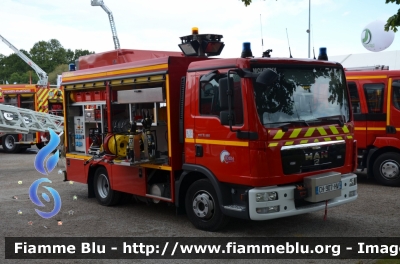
349,190,357,197
256,206,280,214
349,178,357,186
255,191,278,202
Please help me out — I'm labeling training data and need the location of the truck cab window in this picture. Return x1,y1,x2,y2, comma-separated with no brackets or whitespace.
199,73,243,125
347,82,361,114
253,66,349,127
392,80,400,110
363,83,384,113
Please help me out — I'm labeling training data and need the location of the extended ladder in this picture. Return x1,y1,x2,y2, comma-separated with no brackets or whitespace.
0,104,64,138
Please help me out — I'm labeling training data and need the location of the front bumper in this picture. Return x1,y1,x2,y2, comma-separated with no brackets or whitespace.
248,173,357,220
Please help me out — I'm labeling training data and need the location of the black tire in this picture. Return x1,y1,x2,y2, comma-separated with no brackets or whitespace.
373,152,400,187
1,134,20,153
94,167,122,206
36,142,45,149
185,179,230,231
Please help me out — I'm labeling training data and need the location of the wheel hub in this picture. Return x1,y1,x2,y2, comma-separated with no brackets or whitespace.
5,135,15,149
97,174,110,198
192,192,214,219
381,160,400,180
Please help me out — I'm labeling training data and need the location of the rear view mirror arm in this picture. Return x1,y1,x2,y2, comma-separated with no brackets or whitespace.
227,69,238,133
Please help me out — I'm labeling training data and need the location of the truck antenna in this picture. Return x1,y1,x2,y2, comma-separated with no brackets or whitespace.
286,28,293,58
312,24,316,59
260,14,264,52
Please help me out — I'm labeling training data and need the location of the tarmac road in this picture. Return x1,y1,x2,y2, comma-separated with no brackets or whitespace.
0,146,399,264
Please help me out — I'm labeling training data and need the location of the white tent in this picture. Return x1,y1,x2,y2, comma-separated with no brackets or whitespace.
330,50,400,70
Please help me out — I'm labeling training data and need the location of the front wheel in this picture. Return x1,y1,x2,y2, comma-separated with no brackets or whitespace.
2,134,20,153
373,152,400,186
94,167,122,206
185,179,230,231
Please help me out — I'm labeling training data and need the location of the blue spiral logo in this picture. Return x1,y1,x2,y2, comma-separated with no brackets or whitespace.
29,178,62,219
34,128,60,175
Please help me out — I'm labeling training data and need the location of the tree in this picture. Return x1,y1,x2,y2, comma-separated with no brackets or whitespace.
385,0,400,32
48,64,69,85
240,0,276,6
29,39,66,74
22,71,39,84
66,49,74,63
9,72,22,84
0,39,94,85
72,49,94,62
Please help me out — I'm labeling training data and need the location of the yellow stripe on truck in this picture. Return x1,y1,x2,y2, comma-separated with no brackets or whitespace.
289,128,301,138
304,128,315,137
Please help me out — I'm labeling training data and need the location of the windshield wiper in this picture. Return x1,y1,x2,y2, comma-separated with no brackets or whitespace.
314,116,345,127
264,120,310,127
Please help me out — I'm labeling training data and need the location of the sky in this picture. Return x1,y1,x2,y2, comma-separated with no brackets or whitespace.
0,0,399,61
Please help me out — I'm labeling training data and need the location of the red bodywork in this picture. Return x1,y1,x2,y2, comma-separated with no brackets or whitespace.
347,71,388,149
77,49,183,70
345,69,400,175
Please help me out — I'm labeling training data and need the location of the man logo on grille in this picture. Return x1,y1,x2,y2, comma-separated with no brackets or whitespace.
305,151,328,165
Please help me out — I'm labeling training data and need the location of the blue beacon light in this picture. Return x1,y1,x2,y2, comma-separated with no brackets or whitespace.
241,42,253,58
318,47,328,61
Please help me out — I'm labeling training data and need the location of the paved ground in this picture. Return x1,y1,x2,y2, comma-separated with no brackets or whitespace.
0,146,399,264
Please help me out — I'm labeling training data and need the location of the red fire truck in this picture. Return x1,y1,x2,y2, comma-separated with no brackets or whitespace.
0,84,63,152
61,30,358,231
346,66,400,186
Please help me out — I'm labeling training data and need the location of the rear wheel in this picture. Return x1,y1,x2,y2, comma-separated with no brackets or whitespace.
2,134,20,153
185,179,229,231
94,167,122,206
373,152,400,186
36,142,45,149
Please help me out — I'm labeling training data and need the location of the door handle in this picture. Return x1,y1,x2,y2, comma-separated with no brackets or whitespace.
195,144,203,157
386,125,397,134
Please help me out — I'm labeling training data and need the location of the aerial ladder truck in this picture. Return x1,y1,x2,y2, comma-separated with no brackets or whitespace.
91,0,120,50
0,90,64,140
0,34,64,152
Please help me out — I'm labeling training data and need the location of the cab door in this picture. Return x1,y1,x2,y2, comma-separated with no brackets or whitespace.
348,81,367,148
389,78,400,136
192,71,250,185
360,79,387,144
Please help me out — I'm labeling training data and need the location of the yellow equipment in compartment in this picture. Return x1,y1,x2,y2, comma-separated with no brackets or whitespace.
107,134,129,157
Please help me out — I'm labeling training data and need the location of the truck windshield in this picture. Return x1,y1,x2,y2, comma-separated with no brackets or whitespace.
252,65,350,128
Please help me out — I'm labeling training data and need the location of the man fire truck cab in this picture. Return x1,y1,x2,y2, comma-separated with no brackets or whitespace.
346,65,400,186
61,29,357,231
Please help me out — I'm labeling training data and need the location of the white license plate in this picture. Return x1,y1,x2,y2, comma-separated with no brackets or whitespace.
315,181,342,194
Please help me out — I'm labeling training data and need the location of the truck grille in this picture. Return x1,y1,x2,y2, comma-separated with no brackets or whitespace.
281,140,346,175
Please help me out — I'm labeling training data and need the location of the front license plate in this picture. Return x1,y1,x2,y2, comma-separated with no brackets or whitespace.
315,181,342,194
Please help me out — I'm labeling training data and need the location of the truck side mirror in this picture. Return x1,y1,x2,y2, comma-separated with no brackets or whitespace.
256,69,278,86
220,110,234,126
219,77,234,110
200,70,220,83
